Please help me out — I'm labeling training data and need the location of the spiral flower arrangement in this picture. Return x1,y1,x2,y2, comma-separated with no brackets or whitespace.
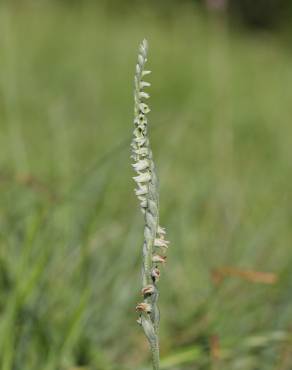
131,39,169,370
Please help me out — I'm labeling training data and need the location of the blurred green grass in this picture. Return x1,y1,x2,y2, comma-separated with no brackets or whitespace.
0,2,292,370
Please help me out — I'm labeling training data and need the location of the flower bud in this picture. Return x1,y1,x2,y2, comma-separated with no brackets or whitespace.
141,284,155,296
136,302,152,313
151,268,160,282
152,254,167,264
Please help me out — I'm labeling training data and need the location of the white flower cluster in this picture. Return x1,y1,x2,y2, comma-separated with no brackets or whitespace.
131,39,152,213
132,40,170,317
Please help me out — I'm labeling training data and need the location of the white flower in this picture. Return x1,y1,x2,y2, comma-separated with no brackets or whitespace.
152,254,167,264
132,160,149,171
134,137,147,146
137,114,147,126
141,285,155,295
130,154,138,161
140,81,151,88
136,302,152,313
135,185,148,196
133,128,144,138
157,226,166,236
151,268,160,281
142,70,151,77
139,92,150,99
133,172,151,183
134,147,148,156
154,238,169,249
139,103,150,114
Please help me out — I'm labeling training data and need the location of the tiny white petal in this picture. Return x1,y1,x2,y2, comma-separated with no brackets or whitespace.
134,147,148,156
136,122,146,131
133,172,151,183
152,254,167,263
139,92,150,99
142,70,151,77
140,81,151,88
134,137,147,146
136,302,152,313
133,127,144,136
135,185,148,196
134,116,147,126
157,226,166,235
132,160,149,171
154,238,169,248
151,268,160,281
139,103,150,114
138,113,147,123
141,284,155,295
138,54,144,65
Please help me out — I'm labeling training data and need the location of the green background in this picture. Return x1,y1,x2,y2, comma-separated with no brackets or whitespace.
0,2,292,369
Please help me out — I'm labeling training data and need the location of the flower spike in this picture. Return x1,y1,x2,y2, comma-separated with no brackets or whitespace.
131,39,169,370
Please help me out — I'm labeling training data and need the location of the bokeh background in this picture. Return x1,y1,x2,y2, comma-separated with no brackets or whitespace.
0,1,292,369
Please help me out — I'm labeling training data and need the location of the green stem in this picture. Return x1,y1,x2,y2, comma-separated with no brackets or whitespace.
150,339,160,370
